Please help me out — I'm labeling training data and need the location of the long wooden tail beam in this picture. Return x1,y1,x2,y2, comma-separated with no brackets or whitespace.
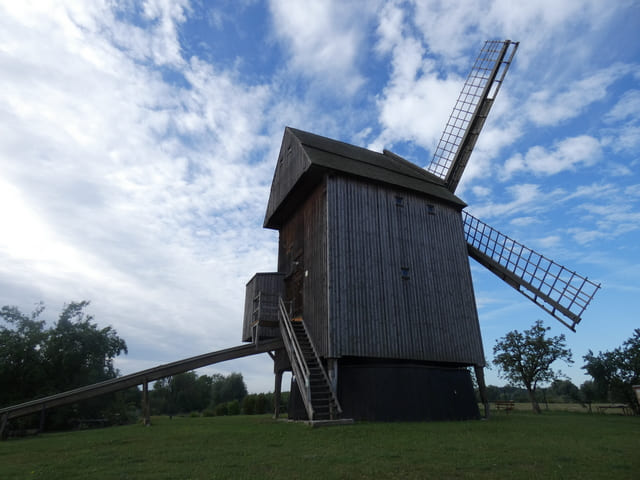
0,339,283,423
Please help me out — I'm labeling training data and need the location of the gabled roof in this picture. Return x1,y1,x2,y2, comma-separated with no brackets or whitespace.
264,127,466,229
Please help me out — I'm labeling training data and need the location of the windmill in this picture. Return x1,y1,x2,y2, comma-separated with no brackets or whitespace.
242,40,600,422
0,40,602,433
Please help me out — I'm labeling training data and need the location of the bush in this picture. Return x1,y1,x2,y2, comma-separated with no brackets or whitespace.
255,394,267,414
227,400,240,416
242,395,256,415
214,403,228,416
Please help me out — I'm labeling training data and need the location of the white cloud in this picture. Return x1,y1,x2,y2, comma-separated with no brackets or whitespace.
468,183,559,219
503,135,601,178
526,64,634,126
370,4,463,154
535,235,562,249
268,0,375,96
605,89,640,123
411,0,614,66
564,183,617,201
0,1,282,381
472,186,492,198
610,125,640,154
509,216,540,227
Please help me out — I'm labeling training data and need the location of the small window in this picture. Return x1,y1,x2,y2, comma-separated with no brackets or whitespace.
427,204,436,215
401,267,410,279
395,196,405,207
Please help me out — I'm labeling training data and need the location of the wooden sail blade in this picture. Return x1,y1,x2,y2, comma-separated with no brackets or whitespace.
427,40,518,192
463,212,600,331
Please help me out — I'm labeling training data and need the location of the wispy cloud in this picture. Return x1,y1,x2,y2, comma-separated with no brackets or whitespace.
605,89,640,123
526,64,635,127
467,183,563,220
503,135,602,178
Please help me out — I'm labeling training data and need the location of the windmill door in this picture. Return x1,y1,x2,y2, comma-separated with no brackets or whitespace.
285,254,304,318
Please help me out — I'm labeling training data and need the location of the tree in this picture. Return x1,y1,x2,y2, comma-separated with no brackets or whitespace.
548,379,582,404
44,301,127,391
583,328,640,414
493,320,573,413
0,303,48,406
210,372,247,407
0,301,128,428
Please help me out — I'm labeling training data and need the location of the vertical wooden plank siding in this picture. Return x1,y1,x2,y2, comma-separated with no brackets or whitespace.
265,130,311,225
242,273,285,342
303,182,329,357
327,176,484,366
276,181,330,357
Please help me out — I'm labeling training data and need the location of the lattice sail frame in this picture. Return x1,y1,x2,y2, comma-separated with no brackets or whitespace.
427,40,518,192
463,212,600,331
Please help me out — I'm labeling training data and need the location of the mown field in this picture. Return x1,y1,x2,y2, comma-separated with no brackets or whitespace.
1,409,638,479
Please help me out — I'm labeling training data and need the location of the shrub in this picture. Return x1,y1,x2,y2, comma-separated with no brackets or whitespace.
242,395,256,415
227,400,240,415
214,403,228,416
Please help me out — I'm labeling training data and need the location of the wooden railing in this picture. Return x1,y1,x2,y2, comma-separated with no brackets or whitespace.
278,297,314,420
297,315,343,418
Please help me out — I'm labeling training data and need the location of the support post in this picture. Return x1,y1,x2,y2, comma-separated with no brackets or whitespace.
0,413,8,441
474,365,490,419
327,359,338,392
273,371,283,419
39,405,46,433
142,381,151,426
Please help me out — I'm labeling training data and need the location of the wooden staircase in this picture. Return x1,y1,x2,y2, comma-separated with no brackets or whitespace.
278,298,342,421
290,322,338,420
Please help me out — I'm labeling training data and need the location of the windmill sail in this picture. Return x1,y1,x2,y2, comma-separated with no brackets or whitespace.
427,40,518,193
463,212,600,331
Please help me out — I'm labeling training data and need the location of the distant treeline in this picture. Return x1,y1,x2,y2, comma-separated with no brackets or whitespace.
480,379,605,408
148,371,289,417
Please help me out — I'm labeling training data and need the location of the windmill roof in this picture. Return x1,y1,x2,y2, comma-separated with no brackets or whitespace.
264,127,466,229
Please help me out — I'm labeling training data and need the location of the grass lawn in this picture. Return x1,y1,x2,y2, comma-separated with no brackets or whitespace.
1,410,638,479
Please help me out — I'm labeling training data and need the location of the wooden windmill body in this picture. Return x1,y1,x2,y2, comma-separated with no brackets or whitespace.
242,41,600,422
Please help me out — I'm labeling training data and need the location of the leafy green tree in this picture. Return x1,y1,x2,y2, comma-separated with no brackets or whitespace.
583,328,640,413
548,379,582,404
493,320,573,413
44,301,127,391
1,301,127,406
1,301,128,429
0,303,48,406
210,372,247,407
579,380,600,413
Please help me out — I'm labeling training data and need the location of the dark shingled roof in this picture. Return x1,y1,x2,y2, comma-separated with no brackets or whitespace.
264,127,466,229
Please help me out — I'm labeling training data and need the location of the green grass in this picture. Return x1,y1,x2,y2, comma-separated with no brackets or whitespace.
1,411,639,479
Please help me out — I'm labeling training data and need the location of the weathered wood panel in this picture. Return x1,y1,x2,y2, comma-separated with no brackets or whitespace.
327,176,484,366
264,129,313,228
242,273,285,342
277,181,329,356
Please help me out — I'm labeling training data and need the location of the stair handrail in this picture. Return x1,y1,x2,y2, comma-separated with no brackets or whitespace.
278,297,314,420
298,317,343,416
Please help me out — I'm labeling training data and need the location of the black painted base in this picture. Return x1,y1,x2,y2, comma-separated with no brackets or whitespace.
289,359,480,422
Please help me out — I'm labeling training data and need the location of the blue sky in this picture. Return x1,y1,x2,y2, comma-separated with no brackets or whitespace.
1,0,638,393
